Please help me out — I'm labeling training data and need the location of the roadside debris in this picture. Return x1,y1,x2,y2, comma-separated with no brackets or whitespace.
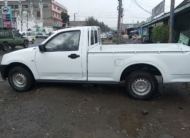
0,99,4,102
95,106,103,113
179,107,183,111
142,109,148,115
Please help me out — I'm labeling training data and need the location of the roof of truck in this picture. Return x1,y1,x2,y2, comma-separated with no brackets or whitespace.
54,26,100,34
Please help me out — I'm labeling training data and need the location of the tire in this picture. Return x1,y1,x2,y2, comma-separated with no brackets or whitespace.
11,45,16,49
125,71,158,100
8,66,35,92
23,40,29,48
2,43,10,52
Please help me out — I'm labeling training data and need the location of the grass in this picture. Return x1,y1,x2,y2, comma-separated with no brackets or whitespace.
112,37,117,43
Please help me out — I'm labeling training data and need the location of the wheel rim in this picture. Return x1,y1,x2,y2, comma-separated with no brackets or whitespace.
4,44,8,51
12,73,27,88
131,78,151,96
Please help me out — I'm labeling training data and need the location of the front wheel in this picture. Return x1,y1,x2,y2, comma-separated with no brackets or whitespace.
23,40,29,48
8,66,35,92
125,71,158,100
2,43,10,52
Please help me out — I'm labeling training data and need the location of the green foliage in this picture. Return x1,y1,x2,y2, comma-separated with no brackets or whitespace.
151,24,170,43
61,12,70,24
85,16,110,32
112,37,117,42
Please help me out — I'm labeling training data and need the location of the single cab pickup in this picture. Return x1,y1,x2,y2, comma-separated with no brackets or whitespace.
1,26,190,100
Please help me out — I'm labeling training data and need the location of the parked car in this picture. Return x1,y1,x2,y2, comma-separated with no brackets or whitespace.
36,33,48,39
107,33,114,39
1,26,190,100
0,28,29,52
20,31,36,43
101,33,107,39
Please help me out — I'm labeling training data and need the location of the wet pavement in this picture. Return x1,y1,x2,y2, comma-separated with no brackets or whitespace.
0,39,190,138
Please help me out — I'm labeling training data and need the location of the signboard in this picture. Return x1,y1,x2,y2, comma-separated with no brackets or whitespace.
178,33,189,46
12,22,17,29
1,6,12,28
152,0,165,19
2,6,10,14
3,22,11,27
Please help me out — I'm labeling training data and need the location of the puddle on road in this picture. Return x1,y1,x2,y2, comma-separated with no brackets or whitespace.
118,114,145,137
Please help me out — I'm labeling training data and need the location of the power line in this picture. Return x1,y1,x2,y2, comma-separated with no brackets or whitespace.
131,0,152,14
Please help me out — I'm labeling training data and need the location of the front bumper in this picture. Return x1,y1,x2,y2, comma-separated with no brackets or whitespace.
0,65,8,80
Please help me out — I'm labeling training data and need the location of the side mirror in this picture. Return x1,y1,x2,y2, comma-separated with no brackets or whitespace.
39,44,45,53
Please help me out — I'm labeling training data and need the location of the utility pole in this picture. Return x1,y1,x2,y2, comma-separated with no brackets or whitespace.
169,0,175,43
74,13,77,27
117,0,122,44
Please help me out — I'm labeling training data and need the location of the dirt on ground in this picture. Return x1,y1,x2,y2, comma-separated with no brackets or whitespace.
0,80,190,138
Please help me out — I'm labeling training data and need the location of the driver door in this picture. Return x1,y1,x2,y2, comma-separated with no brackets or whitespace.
35,30,84,80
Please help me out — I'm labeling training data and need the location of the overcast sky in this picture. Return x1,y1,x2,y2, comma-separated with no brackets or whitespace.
55,0,184,28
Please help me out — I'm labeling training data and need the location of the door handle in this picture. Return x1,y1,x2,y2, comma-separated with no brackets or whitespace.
68,54,80,59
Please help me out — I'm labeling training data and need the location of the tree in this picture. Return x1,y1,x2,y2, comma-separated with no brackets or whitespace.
151,24,176,43
61,12,70,26
85,16,110,32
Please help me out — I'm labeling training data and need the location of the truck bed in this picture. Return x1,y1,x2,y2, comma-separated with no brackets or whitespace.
89,43,190,53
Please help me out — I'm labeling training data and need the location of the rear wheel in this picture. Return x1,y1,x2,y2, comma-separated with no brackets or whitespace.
23,40,29,48
8,66,35,92
32,39,35,44
2,43,10,52
125,71,158,100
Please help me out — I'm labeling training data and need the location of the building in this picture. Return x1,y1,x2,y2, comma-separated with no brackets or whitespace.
141,0,190,44
51,0,67,30
0,0,68,31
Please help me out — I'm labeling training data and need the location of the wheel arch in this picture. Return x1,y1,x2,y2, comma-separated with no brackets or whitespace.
4,62,35,80
3,41,8,44
120,63,164,82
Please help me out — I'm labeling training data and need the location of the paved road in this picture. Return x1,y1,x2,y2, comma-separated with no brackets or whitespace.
0,39,190,138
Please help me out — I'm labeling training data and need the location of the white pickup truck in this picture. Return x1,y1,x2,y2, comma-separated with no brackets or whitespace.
1,26,190,100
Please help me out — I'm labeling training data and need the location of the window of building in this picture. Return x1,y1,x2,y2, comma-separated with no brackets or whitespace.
59,15,61,18
58,7,60,11
54,5,56,9
37,11,40,17
43,4,48,8
14,5,18,9
8,5,13,9
23,5,28,8
33,5,38,8
52,12,54,16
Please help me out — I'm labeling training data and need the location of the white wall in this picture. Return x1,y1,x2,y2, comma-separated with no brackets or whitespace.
16,17,53,34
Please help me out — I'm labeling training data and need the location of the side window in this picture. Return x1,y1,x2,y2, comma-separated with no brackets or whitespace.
45,31,80,52
13,31,20,37
91,30,94,45
22,33,26,36
95,30,98,43
88,30,89,46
